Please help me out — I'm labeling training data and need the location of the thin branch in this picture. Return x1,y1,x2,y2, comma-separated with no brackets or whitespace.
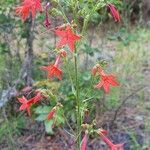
110,85,146,125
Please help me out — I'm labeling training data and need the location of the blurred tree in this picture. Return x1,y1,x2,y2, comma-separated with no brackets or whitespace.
0,0,35,107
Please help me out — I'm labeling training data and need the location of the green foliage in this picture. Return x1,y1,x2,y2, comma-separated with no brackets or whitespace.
35,105,65,134
128,130,142,150
0,115,26,146
105,87,120,109
82,43,99,56
52,0,121,27
107,27,138,46
0,43,10,54
44,120,54,134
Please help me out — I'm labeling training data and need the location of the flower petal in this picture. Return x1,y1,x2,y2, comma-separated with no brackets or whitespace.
81,133,88,150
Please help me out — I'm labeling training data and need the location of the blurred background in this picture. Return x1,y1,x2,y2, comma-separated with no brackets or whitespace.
0,0,150,149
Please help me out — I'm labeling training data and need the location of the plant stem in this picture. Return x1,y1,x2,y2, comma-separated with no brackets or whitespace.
71,2,82,149
74,51,81,150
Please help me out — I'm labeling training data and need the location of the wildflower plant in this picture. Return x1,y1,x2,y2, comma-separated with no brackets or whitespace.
16,0,124,149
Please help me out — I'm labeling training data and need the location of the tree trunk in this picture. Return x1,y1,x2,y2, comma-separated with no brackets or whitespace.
20,15,34,86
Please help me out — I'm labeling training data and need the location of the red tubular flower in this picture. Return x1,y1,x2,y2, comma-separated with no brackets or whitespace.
81,133,88,150
98,130,124,150
16,5,30,21
31,92,43,103
55,25,81,52
17,92,42,116
47,107,56,120
16,0,42,21
94,71,119,94
107,4,120,22
40,55,62,80
44,2,51,28
21,86,32,93
17,96,34,116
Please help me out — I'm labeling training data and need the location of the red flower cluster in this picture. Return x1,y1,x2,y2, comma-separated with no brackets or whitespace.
81,129,124,150
16,0,42,21
15,1,123,149
92,65,119,94
17,92,42,116
16,0,120,24
98,129,124,150
41,25,80,80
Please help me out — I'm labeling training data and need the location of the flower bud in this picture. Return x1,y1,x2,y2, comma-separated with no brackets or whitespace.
60,50,67,57
47,107,56,120
81,132,88,150
91,66,97,76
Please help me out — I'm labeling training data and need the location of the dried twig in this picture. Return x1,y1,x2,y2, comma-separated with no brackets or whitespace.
110,85,146,125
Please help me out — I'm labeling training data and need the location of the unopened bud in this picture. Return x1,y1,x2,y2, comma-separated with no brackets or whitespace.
81,124,89,129
92,66,97,76
56,102,63,107
60,50,67,57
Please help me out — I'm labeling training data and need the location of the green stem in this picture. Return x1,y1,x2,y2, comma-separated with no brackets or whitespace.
64,58,75,91
74,49,81,150
71,2,82,149
56,0,70,23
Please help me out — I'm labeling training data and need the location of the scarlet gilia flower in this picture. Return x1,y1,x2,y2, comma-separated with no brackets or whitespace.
31,91,43,103
47,107,56,120
17,92,43,116
92,65,119,94
98,130,124,150
40,55,62,80
55,25,81,52
21,86,32,93
44,2,51,28
16,0,42,21
17,96,34,116
107,4,120,22
81,132,88,150
95,70,119,94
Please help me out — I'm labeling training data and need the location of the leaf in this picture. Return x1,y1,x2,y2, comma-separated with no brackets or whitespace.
82,43,99,56
44,120,54,134
51,8,63,16
35,106,51,114
35,114,47,121
55,108,65,125
82,71,91,81
0,43,10,54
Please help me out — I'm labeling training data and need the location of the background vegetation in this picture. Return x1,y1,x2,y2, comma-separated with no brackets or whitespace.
0,0,150,149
